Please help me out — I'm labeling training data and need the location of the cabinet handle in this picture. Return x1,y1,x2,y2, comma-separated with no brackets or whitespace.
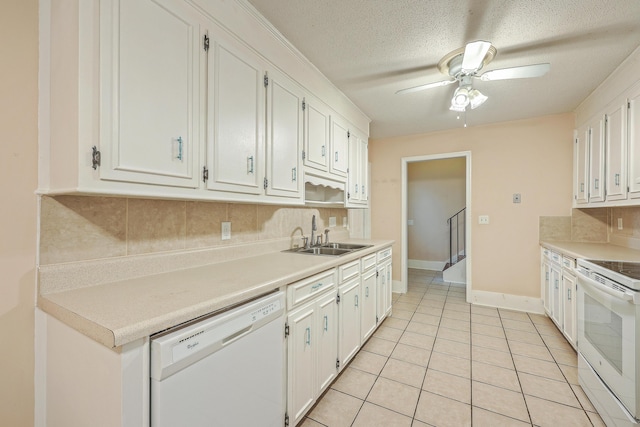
365,287,369,297
324,315,328,331
555,279,559,289
305,327,311,345
580,183,584,193
355,183,358,193
594,178,599,190
568,288,572,301
355,295,359,307
362,185,365,195
321,145,326,157
176,136,183,161
615,173,620,186
292,167,297,181
247,156,254,174
311,282,323,290
335,151,339,162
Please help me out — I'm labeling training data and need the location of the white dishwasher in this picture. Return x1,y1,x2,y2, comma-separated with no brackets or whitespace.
150,291,285,427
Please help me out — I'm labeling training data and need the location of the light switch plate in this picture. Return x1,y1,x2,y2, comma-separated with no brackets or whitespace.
407,219,414,226
221,222,231,240
513,193,521,203
479,215,490,225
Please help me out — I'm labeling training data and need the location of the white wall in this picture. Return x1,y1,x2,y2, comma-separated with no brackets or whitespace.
407,158,465,268
0,0,38,424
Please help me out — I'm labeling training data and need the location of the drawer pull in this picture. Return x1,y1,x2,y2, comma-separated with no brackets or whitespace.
311,283,323,290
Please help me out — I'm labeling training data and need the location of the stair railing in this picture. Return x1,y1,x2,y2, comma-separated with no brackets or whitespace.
447,207,466,267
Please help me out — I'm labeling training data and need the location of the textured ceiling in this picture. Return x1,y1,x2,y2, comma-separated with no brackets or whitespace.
246,0,640,138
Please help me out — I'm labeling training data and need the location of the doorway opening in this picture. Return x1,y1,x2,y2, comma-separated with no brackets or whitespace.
400,152,472,301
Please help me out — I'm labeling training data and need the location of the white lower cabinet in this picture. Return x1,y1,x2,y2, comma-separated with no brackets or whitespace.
286,269,337,427
360,267,377,342
540,247,577,349
338,277,361,368
376,248,393,322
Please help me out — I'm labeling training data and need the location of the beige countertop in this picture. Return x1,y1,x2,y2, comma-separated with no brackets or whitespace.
540,241,640,261
38,239,393,349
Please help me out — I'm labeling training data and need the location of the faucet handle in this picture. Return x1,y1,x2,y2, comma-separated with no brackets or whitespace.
324,229,330,244
316,236,322,246
301,236,309,249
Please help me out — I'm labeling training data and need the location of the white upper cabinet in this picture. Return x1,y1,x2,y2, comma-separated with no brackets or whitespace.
265,69,304,200
605,101,628,201
330,116,349,178
629,84,640,199
99,0,203,188
574,125,590,205
205,28,265,195
588,116,605,203
303,97,331,173
346,130,368,207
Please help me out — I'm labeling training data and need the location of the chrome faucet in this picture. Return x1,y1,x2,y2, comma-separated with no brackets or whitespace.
310,215,317,247
324,229,330,246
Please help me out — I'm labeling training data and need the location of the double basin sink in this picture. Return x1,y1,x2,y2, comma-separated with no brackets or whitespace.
284,242,372,257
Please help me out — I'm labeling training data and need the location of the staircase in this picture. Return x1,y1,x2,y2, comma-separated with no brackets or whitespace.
443,207,466,284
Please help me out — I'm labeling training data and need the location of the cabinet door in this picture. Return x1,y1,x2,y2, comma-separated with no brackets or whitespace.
99,0,202,188
562,272,577,347
589,117,605,203
376,263,387,322
361,268,377,342
206,30,265,195
347,132,361,203
316,292,338,392
265,70,303,200
575,126,590,204
629,87,640,198
550,265,563,328
304,98,330,172
385,261,393,317
338,278,361,366
542,259,551,315
360,139,369,203
287,304,316,425
330,116,349,177
605,102,628,201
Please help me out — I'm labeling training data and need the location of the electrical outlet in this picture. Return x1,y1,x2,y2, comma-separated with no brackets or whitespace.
618,218,623,230
479,215,490,225
221,222,231,240
513,193,521,203
407,219,414,226
329,216,336,227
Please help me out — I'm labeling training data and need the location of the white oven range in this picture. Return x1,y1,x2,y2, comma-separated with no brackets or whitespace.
576,259,640,427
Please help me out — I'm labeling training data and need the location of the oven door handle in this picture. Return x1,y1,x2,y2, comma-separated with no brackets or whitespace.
577,272,634,303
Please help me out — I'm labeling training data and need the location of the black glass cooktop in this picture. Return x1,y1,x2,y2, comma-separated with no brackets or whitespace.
588,260,640,281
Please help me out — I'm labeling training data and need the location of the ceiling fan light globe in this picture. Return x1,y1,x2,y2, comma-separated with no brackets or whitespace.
449,103,466,112
469,89,488,109
452,87,470,108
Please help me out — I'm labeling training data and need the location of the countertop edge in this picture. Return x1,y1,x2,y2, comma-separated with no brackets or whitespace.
39,239,395,349
539,241,640,261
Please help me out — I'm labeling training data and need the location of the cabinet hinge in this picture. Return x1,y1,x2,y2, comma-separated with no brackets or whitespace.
376,271,379,277
336,358,340,370
302,150,306,160
376,315,379,323
336,294,340,304
284,413,289,427
347,192,350,200
628,101,631,109
302,98,306,111
91,146,101,170
203,34,210,51
284,323,289,338
264,73,269,87
264,177,269,189
347,130,350,139
202,166,209,182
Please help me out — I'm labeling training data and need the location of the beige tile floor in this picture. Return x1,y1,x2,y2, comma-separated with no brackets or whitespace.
300,269,606,427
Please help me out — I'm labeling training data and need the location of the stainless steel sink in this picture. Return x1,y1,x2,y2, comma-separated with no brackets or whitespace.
282,242,372,256
298,247,352,256
326,243,373,251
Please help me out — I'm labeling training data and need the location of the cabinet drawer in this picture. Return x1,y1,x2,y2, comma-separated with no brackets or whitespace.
550,251,561,265
377,247,392,263
361,253,377,272
288,269,336,309
339,260,360,283
562,256,576,270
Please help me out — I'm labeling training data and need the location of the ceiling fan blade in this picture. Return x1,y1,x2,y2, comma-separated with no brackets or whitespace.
461,40,492,72
395,79,455,95
479,63,551,81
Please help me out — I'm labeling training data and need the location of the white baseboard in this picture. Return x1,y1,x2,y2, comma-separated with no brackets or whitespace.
392,279,405,294
470,290,544,314
408,259,446,271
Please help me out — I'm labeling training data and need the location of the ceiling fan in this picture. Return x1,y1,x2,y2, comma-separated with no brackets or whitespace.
396,40,550,112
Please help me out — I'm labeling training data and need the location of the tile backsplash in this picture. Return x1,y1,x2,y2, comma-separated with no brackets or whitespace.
540,206,640,249
39,195,349,265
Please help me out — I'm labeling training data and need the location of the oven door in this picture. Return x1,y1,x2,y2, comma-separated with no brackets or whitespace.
577,272,639,418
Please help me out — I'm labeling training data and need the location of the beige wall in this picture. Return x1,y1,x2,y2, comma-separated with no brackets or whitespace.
0,0,38,424
370,113,575,298
407,158,465,263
